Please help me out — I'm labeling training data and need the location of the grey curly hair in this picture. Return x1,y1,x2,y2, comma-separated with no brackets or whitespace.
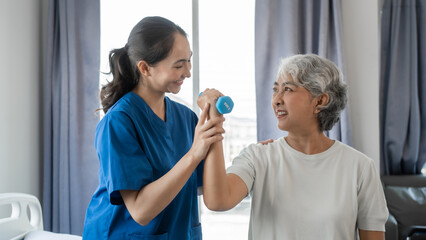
277,54,348,131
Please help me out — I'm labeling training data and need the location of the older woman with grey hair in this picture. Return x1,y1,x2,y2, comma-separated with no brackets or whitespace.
198,54,388,240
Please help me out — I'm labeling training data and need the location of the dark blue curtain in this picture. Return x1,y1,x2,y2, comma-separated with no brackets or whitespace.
255,0,352,145
380,0,426,175
42,0,100,235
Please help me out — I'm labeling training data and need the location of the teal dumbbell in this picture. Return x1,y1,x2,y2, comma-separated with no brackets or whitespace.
199,92,234,114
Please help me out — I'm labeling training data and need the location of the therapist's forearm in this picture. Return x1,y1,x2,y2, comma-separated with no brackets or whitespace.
122,153,200,226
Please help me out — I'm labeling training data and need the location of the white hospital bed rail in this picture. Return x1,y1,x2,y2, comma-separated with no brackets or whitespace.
0,193,42,240
0,193,81,240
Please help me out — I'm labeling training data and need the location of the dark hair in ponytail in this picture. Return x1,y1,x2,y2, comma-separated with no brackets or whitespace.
99,16,187,113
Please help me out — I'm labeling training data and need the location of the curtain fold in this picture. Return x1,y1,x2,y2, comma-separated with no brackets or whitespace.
380,0,426,175
43,0,100,235
255,0,352,145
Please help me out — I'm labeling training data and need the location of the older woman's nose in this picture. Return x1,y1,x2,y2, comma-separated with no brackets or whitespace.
272,91,284,105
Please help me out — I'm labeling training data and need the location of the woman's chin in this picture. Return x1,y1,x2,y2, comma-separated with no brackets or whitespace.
168,87,181,95
277,123,288,131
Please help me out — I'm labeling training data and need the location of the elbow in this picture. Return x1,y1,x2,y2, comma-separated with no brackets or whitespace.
130,210,154,226
203,199,219,211
203,196,229,211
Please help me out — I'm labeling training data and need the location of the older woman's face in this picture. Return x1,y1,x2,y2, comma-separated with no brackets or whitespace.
271,74,319,133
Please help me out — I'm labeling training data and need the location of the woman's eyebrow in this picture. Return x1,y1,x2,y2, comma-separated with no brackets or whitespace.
283,81,298,87
273,81,298,87
173,52,193,64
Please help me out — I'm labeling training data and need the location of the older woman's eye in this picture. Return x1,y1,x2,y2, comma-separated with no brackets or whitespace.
272,87,278,93
284,87,293,92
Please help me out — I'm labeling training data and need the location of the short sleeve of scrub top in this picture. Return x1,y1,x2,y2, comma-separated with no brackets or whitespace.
96,111,152,205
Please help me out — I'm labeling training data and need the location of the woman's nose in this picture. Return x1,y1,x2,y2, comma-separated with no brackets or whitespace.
183,62,191,78
272,92,283,106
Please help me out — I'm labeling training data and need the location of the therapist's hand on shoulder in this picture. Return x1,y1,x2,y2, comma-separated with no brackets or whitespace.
189,103,225,163
259,139,274,145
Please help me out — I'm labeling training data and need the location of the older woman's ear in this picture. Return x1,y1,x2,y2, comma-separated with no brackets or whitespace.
315,93,330,112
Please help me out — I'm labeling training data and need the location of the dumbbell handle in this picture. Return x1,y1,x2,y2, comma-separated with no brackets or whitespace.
199,92,234,114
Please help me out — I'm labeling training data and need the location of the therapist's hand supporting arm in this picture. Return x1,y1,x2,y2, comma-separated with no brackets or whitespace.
198,89,248,211
121,103,224,226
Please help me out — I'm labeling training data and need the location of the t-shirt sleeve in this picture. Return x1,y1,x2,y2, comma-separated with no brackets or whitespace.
226,146,257,194
96,111,153,205
356,158,389,231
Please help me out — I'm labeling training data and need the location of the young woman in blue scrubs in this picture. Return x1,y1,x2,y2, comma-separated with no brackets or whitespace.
82,16,225,240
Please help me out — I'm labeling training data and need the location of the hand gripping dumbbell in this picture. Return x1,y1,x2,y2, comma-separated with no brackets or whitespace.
199,92,234,114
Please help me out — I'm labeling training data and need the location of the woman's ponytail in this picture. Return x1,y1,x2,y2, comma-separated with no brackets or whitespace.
99,47,139,113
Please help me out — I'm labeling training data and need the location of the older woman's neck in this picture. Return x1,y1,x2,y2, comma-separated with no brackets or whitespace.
285,132,334,155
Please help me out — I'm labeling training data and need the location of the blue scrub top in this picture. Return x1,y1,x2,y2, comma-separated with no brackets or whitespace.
83,92,203,240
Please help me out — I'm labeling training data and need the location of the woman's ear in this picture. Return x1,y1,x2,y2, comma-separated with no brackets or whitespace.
137,60,150,76
314,93,330,113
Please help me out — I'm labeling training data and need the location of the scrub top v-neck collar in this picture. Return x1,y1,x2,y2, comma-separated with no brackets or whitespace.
129,92,174,129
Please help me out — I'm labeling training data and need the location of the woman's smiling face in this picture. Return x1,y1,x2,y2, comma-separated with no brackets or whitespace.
271,74,319,133
144,33,192,95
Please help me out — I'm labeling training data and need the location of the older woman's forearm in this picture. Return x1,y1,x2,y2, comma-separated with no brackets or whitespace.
202,130,248,211
202,140,233,211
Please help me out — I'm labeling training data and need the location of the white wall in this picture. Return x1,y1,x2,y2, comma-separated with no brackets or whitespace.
0,0,47,200
342,0,382,171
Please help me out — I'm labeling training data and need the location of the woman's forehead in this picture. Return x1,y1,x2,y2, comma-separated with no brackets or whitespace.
170,34,191,58
276,74,296,85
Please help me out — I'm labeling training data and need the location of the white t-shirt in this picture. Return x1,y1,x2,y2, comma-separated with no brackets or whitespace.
227,138,389,240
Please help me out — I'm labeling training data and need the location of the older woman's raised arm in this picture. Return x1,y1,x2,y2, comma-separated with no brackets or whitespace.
198,89,248,211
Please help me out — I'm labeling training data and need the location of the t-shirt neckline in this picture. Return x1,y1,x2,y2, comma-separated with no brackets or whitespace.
279,137,340,160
